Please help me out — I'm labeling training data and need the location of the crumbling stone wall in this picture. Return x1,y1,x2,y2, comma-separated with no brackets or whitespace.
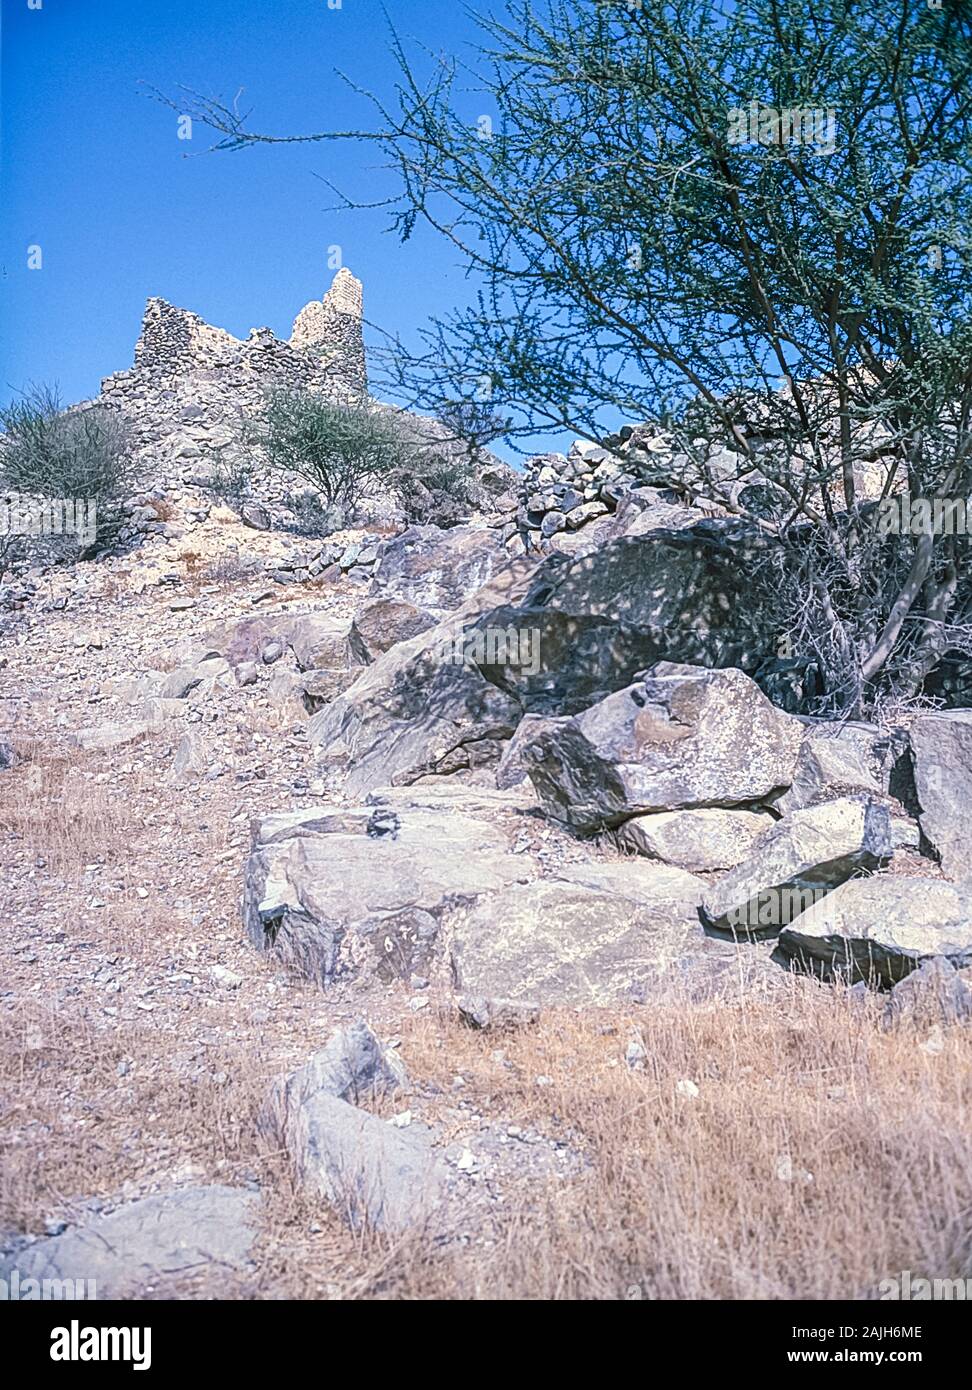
290,267,366,398
133,298,243,376
97,268,369,500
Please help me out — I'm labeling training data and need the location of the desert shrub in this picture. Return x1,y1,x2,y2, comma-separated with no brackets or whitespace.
435,398,508,456
0,385,133,552
252,390,410,514
383,412,481,524
179,0,972,714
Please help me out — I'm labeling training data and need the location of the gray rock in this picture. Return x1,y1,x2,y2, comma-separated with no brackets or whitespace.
278,1021,406,1106
617,807,772,871
449,861,705,1005
775,876,972,985
701,798,893,936
0,1186,258,1298
642,929,796,1002
517,666,803,831
470,604,678,719
911,710,972,879
456,996,541,1031
241,501,271,531
891,816,921,852
565,499,609,528
882,956,972,1029
307,605,524,795
370,525,508,611
172,732,209,780
161,657,230,699
299,666,361,709
263,1073,444,1233
776,724,885,815
169,612,353,676
348,598,437,663
72,720,155,752
243,800,528,984
516,522,772,669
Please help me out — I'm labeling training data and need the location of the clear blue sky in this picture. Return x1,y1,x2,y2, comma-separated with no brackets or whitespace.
1,0,561,457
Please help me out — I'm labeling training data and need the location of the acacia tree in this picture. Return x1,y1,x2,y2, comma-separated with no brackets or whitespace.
167,0,972,715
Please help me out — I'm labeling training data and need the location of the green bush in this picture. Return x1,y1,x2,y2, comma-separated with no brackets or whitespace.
0,385,133,549
253,390,410,514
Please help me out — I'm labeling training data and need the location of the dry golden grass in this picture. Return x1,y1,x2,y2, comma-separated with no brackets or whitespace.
3,935,971,1299
0,745,135,875
378,993,972,1300
3,729,971,1300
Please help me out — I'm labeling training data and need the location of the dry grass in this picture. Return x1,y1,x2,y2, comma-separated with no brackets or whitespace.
0,996,266,1234
0,745,135,875
3,919,972,1299
373,992,972,1300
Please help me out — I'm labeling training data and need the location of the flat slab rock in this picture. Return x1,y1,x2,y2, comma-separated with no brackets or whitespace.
245,787,789,1004
616,806,772,871
244,799,532,985
776,876,972,985
0,1186,259,1298
448,861,706,1006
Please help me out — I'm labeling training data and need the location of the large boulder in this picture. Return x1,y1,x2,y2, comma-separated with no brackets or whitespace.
448,861,705,1006
910,710,972,879
616,807,772,871
370,525,508,611
307,625,523,794
307,556,540,794
243,801,529,985
701,798,893,935
775,876,972,984
515,666,803,831
470,604,717,717
519,520,772,669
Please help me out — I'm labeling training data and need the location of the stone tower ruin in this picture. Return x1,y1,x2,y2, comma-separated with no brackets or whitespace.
96,267,369,488
290,267,367,397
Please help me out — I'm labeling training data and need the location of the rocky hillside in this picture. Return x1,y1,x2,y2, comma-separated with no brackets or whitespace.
2,283,972,1301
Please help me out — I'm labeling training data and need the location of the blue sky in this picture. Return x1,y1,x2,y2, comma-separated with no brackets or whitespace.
1,0,558,457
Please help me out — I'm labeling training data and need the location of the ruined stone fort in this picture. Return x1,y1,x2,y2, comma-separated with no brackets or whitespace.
98,268,368,468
